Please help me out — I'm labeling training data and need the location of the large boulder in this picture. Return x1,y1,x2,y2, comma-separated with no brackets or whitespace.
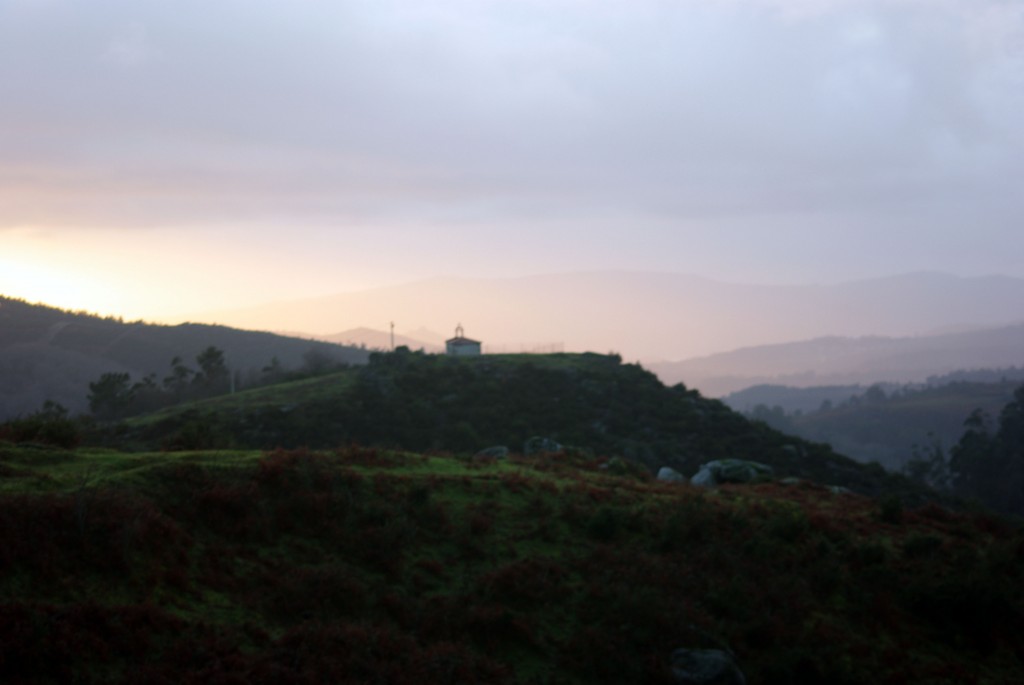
523,436,562,456
690,459,773,488
671,648,745,684
657,466,686,483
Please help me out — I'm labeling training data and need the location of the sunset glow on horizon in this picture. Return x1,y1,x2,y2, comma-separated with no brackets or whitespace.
2,0,1022,333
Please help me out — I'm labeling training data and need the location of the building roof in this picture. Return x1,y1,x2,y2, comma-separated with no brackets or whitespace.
446,324,480,345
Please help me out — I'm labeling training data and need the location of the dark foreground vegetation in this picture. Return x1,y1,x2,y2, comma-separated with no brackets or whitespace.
2,444,1023,684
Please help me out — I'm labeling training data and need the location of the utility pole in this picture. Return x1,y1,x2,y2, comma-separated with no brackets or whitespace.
390,321,395,351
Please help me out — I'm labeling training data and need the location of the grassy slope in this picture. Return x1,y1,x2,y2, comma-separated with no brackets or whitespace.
111,352,935,504
2,443,1022,684
130,368,360,426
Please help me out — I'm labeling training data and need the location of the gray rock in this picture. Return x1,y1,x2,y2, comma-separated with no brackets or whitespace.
671,648,746,685
690,466,717,487
657,466,686,483
523,436,563,456
690,459,774,488
473,445,509,460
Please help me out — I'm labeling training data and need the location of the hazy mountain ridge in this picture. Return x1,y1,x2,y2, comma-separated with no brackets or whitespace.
724,367,1024,416
0,297,369,420
650,323,1024,396
317,327,444,353
191,271,1024,363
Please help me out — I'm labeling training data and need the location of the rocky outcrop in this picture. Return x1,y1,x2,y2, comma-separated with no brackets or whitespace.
690,459,773,488
657,466,686,483
523,436,562,456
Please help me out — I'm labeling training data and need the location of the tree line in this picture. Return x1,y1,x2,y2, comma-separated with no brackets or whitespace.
85,346,351,421
87,346,232,420
904,384,1024,517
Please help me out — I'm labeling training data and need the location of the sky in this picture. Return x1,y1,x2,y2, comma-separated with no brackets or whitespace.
1,0,1022,322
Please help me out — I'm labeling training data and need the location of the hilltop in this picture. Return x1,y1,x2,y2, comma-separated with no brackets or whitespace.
111,350,932,502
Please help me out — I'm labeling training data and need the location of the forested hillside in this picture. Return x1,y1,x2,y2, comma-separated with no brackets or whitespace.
739,379,1022,471
0,297,368,419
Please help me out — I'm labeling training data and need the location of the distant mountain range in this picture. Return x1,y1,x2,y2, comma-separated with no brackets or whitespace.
648,323,1024,396
6,271,1023,415
0,297,368,420
193,271,1024,364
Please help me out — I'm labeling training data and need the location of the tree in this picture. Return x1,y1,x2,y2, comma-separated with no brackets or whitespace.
949,389,1024,515
261,356,285,383
996,385,1024,454
301,348,335,375
164,356,194,396
194,346,230,395
195,346,227,380
131,373,165,414
864,384,887,403
949,408,994,499
993,385,1024,514
903,433,950,491
88,372,134,419
748,404,792,432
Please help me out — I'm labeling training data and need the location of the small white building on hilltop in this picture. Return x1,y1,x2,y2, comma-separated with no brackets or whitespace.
445,324,482,356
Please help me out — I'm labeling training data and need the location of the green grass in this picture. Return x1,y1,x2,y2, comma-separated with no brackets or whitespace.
126,368,359,427
0,443,263,493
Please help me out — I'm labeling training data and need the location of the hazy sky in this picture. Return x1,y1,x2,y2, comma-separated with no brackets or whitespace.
1,0,1022,321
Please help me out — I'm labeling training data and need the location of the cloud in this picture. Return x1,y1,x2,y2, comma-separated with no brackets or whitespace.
0,0,1022,282
101,21,154,68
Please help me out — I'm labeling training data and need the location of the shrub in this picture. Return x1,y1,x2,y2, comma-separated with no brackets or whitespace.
0,401,82,449
877,495,904,524
586,505,624,542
